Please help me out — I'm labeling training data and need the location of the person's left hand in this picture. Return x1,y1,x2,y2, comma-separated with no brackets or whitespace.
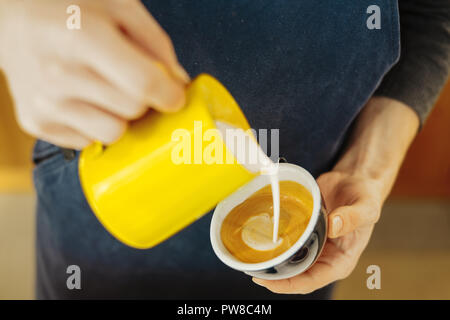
252,96,419,294
252,170,384,294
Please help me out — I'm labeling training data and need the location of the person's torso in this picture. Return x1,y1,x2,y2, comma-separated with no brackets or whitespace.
34,0,400,298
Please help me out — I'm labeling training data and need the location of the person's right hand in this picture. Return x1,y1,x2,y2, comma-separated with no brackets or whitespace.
0,0,189,149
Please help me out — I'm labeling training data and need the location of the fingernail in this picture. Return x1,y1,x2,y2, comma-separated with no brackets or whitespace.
151,81,186,112
332,215,343,237
174,64,190,84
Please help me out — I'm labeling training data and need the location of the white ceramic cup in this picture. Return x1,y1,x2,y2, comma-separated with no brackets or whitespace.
210,163,328,280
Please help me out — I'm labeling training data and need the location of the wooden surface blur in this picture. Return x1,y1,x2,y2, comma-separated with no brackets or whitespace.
0,70,449,196
390,79,450,198
0,72,34,192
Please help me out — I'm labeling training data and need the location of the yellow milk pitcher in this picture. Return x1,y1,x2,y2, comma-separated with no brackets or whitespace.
79,74,258,249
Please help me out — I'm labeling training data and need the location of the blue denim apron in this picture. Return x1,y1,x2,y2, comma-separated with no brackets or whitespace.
33,0,400,299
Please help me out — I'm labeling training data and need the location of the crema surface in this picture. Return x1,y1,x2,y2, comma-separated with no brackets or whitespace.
221,181,313,263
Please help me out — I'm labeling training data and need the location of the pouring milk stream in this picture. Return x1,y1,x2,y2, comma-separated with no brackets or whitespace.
215,121,281,248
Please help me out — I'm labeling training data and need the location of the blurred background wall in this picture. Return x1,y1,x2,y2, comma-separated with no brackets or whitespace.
0,69,449,299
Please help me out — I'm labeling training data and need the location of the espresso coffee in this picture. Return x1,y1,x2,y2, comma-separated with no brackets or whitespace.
220,180,313,263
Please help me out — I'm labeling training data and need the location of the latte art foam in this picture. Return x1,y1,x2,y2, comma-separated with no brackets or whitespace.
221,181,313,263
241,213,283,251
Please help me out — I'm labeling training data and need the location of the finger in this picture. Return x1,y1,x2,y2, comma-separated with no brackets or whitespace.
252,261,340,294
78,17,186,112
54,99,128,145
15,100,93,150
26,122,92,150
251,241,355,294
109,0,190,83
328,200,379,238
45,62,147,120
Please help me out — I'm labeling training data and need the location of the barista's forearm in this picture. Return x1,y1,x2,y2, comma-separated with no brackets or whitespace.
334,96,419,201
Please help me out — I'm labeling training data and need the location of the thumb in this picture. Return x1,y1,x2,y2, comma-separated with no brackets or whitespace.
328,200,380,238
